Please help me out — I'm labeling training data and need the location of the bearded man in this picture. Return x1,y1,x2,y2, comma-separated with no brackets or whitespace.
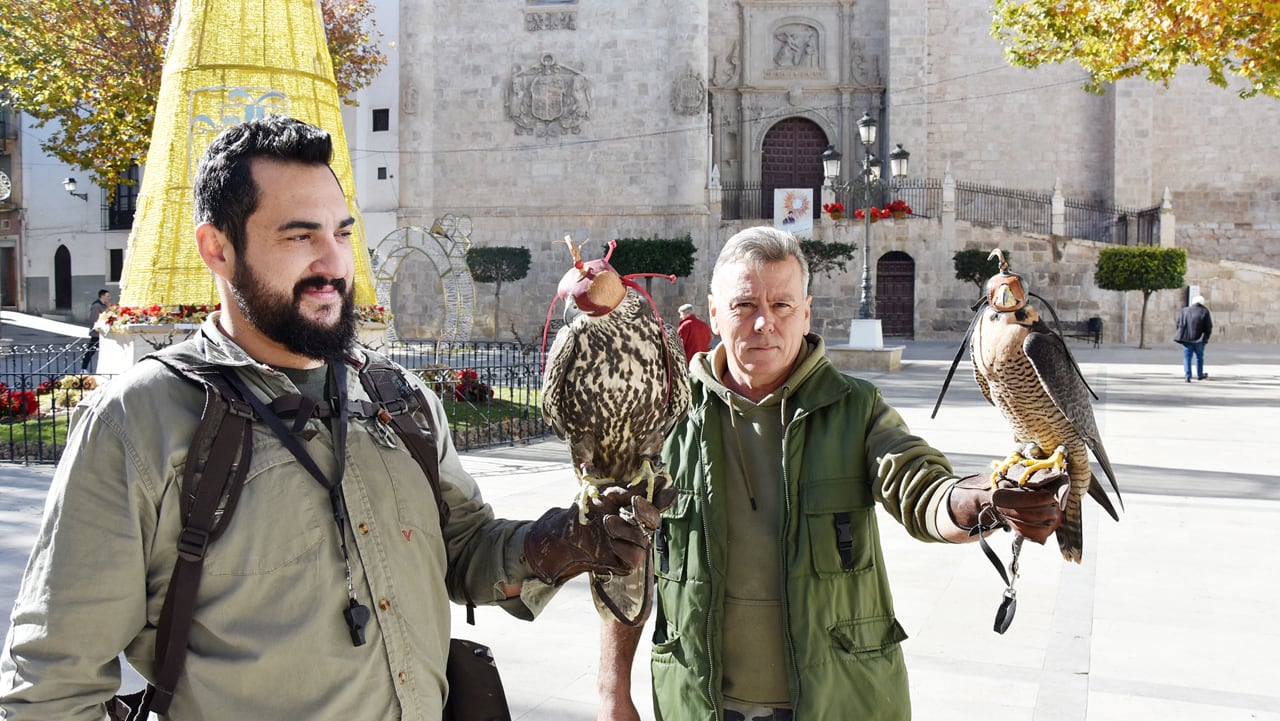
0,116,660,721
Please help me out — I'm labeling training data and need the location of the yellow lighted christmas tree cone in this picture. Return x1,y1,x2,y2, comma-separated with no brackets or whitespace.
117,0,376,310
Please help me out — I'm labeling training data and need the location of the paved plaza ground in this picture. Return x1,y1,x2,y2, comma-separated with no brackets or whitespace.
1,338,1277,719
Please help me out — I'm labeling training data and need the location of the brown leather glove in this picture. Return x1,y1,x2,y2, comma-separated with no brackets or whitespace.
523,484,678,586
947,468,1070,544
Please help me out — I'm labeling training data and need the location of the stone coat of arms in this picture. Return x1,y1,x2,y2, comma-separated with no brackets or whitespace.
507,54,591,136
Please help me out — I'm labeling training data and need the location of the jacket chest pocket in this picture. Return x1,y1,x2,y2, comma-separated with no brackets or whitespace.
654,490,696,583
800,477,875,576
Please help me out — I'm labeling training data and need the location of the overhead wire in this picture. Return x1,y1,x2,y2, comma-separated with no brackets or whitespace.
347,65,1094,159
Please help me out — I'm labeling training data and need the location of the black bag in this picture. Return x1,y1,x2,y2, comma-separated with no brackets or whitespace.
444,639,511,721
107,344,509,720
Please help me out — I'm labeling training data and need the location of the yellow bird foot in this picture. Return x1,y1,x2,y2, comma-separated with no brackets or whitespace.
990,451,1027,487
624,457,673,503
573,463,616,525
1017,445,1067,482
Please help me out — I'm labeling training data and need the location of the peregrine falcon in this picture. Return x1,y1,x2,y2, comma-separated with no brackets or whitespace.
968,250,1122,562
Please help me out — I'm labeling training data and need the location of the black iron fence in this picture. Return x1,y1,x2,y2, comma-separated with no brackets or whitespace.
379,340,552,451
955,182,1053,234
1063,197,1161,246
0,339,552,464
719,178,1158,245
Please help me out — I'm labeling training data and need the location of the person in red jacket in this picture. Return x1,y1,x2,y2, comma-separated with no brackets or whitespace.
676,303,712,362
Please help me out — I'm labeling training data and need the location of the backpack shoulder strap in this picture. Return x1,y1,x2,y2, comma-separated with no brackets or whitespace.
358,355,450,526
139,353,257,715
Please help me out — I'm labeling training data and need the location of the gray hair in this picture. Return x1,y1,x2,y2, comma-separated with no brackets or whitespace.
711,226,811,296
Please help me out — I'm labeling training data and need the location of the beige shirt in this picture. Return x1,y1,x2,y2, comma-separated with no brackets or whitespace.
0,315,554,720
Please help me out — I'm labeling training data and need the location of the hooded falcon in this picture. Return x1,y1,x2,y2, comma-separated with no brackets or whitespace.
968,250,1122,562
541,235,690,623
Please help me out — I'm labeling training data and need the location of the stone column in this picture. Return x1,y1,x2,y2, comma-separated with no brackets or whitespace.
941,164,956,246
1159,186,1177,248
1052,177,1066,236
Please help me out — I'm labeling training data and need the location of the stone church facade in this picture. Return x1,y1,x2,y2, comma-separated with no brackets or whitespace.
348,0,1280,344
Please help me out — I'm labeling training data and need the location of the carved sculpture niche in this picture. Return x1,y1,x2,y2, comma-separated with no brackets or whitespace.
772,23,819,69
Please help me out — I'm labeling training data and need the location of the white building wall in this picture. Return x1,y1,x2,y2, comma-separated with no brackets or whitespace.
344,0,402,250
18,118,125,321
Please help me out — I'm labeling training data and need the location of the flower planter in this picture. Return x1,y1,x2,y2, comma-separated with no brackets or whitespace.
891,210,907,219
828,212,843,221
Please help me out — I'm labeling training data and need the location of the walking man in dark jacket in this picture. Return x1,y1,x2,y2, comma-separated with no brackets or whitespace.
1174,294,1213,382
80,289,110,371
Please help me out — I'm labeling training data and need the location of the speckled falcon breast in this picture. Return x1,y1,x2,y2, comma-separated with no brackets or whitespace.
542,290,691,481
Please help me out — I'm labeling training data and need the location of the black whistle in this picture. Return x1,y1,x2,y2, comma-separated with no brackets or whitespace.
344,599,371,646
993,588,1017,634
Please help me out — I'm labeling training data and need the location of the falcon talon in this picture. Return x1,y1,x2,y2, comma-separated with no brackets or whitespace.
1017,445,1067,479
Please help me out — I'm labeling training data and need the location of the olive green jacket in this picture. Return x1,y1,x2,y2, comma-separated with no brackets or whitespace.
650,336,958,721
0,316,552,721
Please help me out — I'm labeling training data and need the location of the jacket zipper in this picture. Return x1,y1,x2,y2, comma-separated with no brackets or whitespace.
699,414,719,717
777,386,804,709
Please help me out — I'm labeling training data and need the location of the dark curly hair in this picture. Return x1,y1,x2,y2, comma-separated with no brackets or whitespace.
192,115,334,255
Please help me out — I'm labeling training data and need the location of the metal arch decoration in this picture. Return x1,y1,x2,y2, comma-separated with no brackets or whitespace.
370,214,476,342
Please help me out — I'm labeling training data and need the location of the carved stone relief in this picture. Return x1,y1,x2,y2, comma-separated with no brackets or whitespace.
772,23,819,67
525,11,576,31
711,41,740,88
763,22,823,81
850,39,883,89
402,81,419,115
671,68,707,116
507,54,591,136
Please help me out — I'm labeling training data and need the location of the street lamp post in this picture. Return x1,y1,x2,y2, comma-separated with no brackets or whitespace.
822,112,909,321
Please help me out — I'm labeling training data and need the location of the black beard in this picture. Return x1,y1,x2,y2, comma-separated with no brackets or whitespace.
231,263,356,362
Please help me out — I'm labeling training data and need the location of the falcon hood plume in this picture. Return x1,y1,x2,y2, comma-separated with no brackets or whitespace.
540,236,690,625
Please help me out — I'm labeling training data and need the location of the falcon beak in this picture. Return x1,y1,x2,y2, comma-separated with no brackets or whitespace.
563,297,584,325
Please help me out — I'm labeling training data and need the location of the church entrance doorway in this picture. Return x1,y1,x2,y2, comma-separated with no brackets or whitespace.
876,251,915,338
761,118,828,221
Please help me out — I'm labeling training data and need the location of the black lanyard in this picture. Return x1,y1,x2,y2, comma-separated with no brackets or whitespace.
219,362,372,647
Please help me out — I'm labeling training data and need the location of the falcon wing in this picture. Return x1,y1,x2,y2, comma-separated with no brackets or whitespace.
540,321,578,440
972,360,995,406
1023,331,1123,516
661,322,692,430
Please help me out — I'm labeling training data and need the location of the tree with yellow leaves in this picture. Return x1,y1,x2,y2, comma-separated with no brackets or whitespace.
0,0,386,193
992,0,1280,99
